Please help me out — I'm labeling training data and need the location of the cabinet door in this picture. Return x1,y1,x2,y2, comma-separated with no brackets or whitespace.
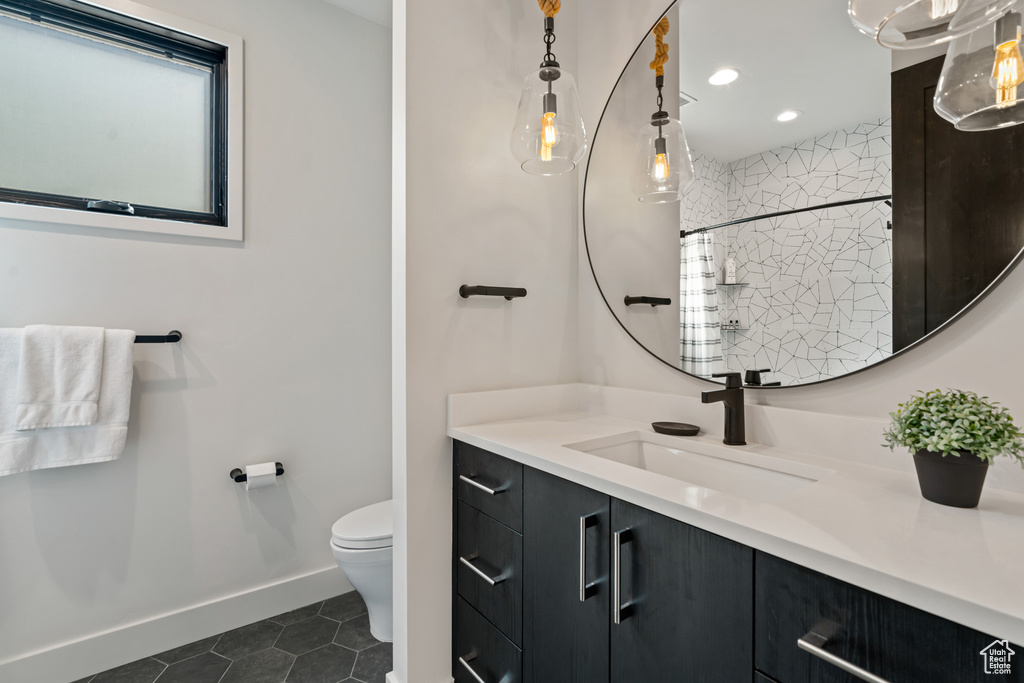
610,498,753,683
523,468,610,683
756,551,1022,683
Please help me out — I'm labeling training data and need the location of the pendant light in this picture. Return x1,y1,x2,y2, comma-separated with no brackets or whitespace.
934,4,1024,129
510,0,587,175
630,17,695,204
849,0,1015,49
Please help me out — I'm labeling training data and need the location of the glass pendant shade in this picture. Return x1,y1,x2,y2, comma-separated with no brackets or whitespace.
631,117,695,204
935,8,1024,129
849,0,1015,49
510,67,587,176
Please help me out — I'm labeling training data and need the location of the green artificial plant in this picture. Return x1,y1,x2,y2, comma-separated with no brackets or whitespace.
883,389,1024,465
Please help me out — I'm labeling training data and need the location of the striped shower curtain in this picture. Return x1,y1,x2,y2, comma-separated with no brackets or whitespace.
680,232,723,376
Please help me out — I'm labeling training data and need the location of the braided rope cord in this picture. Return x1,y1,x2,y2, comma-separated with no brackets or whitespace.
538,0,560,18
650,17,670,76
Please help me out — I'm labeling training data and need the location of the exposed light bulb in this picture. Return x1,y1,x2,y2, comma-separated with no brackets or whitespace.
993,27,1024,107
652,152,670,182
930,0,959,20
541,111,559,147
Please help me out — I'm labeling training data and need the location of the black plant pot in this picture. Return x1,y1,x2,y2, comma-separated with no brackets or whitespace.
913,450,991,508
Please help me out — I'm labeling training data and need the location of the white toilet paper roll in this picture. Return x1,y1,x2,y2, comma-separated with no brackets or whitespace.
245,462,278,491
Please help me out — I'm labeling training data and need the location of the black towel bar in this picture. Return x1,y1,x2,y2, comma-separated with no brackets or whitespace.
624,296,672,307
134,330,182,344
460,285,527,301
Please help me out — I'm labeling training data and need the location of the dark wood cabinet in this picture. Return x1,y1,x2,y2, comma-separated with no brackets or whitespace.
755,552,1021,683
610,498,753,683
523,468,610,683
520,462,753,683
455,440,1019,683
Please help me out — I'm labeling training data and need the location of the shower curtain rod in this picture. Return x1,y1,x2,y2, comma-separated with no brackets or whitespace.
680,194,892,238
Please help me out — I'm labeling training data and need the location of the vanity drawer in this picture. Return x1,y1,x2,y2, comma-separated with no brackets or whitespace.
455,596,522,683
755,551,1021,683
455,440,523,532
456,501,522,646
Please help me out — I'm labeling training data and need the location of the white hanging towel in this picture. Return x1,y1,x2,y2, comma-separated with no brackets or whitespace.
15,325,105,430
0,328,135,476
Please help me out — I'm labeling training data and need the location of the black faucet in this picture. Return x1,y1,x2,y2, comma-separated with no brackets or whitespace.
701,372,746,446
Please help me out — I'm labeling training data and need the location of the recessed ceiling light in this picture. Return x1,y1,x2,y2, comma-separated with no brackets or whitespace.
708,68,740,86
776,110,801,122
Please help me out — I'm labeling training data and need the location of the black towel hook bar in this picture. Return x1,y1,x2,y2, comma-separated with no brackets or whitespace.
134,330,182,344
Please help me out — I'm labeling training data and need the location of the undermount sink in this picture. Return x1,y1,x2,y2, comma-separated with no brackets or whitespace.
564,432,833,504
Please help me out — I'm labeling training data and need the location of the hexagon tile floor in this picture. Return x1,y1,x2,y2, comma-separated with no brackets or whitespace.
71,592,391,683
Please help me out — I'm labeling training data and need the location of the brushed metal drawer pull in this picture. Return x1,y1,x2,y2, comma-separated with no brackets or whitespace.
798,632,891,683
459,555,506,586
579,513,598,602
458,655,489,683
459,474,508,496
612,528,634,624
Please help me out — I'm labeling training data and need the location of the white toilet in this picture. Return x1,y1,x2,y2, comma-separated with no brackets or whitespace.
330,499,394,642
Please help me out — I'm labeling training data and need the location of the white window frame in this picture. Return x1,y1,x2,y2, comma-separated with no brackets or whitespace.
0,0,244,241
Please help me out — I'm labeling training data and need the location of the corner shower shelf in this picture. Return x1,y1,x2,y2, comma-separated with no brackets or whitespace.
717,282,749,287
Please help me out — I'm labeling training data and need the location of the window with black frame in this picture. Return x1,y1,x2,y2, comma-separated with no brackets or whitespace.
0,0,230,227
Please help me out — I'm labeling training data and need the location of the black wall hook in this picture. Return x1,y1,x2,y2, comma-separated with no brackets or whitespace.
460,285,527,301
230,463,285,483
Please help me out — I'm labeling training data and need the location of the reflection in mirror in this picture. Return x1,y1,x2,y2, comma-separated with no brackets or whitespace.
584,0,1024,387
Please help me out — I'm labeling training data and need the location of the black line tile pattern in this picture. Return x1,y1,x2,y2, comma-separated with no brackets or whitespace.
680,118,894,385
72,592,392,683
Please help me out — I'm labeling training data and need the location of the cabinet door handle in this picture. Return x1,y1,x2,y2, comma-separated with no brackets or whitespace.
459,555,506,586
579,513,598,602
459,474,507,496
612,528,634,624
797,632,891,683
458,655,489,683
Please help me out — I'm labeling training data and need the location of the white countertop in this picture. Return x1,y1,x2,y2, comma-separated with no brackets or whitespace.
447,385,1024,645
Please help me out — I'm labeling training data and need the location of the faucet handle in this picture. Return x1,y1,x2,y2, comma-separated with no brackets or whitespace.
743,369,772,386
711,372,743,389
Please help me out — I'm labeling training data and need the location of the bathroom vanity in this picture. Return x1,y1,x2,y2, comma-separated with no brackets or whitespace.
448,386,1024,683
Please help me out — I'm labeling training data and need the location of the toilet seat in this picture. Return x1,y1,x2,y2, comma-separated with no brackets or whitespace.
331,500,393,549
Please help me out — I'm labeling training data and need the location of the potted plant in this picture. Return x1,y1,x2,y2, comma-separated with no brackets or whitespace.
883,389,1024,508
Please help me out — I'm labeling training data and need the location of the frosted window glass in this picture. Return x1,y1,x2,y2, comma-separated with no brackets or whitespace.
0,14,213,213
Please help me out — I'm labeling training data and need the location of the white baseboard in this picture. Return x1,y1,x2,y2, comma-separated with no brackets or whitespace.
384,673,452,683
0,565,352,683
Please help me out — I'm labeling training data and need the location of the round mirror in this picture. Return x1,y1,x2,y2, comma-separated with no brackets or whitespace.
584,0,1024,387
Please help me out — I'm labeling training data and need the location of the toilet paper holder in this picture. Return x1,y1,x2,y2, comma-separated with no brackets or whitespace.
230,463,285,483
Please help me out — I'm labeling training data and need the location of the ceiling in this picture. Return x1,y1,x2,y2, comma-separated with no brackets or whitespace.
676,0,893,162
322,0,391,27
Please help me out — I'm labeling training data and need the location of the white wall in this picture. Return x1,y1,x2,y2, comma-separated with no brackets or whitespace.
395,0,581,679
584,14,682,366
0,0,392,679
578,1,1024,493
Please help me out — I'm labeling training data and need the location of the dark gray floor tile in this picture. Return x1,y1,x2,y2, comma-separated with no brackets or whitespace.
213,619,284,659
269,601,324,626
319,592,367,623
332,614,379,652
351,642,392,683
152,635,221,664
91,657,166,683
286,644,357,683
275,616,341,656
154,652,230,683
220,647,295,683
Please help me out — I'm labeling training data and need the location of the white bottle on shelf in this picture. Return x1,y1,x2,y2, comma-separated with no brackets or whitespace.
724,258,737,285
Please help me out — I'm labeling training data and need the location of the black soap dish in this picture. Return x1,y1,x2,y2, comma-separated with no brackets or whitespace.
652,422,700,437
